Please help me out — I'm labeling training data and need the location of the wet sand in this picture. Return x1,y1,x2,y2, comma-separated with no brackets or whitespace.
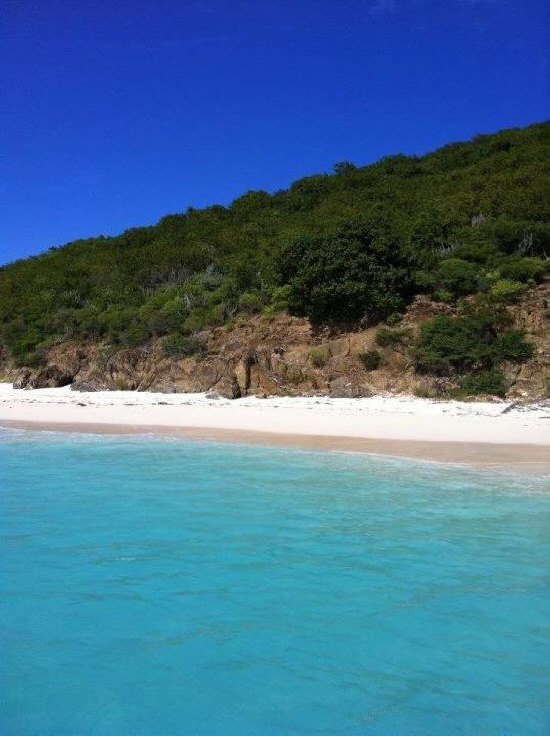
2,418,549,477
1,384,548,476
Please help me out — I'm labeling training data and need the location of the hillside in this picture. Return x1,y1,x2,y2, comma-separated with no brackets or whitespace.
1,121,549,400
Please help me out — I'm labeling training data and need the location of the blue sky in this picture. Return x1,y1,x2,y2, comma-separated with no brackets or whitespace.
1,0,548,264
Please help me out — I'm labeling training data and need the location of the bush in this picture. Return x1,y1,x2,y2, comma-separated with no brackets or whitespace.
413,314,494,374
413,303,533,377
162,335,207,358
277,221,412,324
104,308,150,346
112,323,150,348
269,285,292,313
375,328,410,348
0,122,548,367
453,239,501,265
238,292,263,313
386,312,404,326
461,370,506,397
432,289,453,303
498,257,548,284
413,385,438,399
359,349,382,371
491,330,534,363
309,347,329,368
15,350,44,368
433,258,484,298
488,279,526,304
182,304,226,333
139,287,189,334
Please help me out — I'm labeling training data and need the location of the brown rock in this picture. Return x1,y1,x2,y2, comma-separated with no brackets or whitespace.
29,365,74,389
209,374,242,399
13,371,32,389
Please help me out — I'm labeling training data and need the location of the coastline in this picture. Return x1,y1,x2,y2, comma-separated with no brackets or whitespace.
1,384,549,474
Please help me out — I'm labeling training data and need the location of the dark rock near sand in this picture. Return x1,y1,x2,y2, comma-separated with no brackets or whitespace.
28,365,74,389
13,371,32,389
4,281,549,401
209,375,242,399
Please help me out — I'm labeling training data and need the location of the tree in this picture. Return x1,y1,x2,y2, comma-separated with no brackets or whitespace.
277,221,412,324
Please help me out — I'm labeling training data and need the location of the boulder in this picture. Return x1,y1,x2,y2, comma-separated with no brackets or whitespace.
13,370,32,389
329,376,372,398
28,366,74,389
209,374,242,399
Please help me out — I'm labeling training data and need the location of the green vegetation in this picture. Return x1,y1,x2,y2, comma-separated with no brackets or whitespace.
162,334,206,359
385,312,404,326
375,328,410,349
278,221,412,324
460,370,507,397
488,279,526,304
309,347,330,368
359,349,382,371
1,122,548,372
412,301,534,386
430,258,486,299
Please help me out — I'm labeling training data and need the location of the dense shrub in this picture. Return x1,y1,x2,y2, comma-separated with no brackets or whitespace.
162,335,207,358
375,328,410,348
488,279,526,304
413,305,533,377
461,370,506,397
431,289,453,303
359,349,382,371
278,221,412,324
238,292,263,313
433,258,485,298
413,385,438,399
385,312,404,326
269,285,292,313
453,238,501,266
1,121,548,365
413,316,491,374
498,257,547,283
491,330,534,363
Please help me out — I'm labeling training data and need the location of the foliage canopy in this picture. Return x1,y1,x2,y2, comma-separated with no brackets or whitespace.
1,121,548,367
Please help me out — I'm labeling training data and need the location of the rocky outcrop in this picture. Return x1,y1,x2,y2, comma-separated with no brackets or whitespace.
3,283,549,401
505,280,550,400
329,376,372,398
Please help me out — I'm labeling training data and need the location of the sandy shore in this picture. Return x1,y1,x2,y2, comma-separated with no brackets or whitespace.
1,383,549,473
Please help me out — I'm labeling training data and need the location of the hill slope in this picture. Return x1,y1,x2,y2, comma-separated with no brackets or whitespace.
1,121,549,400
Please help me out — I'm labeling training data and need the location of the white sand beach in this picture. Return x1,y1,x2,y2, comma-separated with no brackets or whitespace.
1,383,549,472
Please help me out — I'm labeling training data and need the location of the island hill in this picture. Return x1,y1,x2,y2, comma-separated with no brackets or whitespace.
1,122,549,401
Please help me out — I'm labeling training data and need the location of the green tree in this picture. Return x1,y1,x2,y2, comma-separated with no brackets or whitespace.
278,221,412,324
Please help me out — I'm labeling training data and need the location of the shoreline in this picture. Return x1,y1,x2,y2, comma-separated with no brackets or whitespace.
1,417,550,475
1,384,548,475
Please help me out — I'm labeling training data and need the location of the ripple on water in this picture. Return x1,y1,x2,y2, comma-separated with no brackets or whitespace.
1,430,549,735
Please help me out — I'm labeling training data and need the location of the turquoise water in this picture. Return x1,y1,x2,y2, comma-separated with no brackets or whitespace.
0,430,549,735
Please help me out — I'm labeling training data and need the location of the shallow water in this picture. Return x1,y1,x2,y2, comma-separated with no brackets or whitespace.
1,429,549,735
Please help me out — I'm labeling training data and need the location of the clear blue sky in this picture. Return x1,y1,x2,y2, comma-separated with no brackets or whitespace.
1,0,548,264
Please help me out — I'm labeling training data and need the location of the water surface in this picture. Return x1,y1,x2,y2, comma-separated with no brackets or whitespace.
1,430,549,735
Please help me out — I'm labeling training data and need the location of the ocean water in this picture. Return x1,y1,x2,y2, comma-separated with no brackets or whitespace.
0,430,549,736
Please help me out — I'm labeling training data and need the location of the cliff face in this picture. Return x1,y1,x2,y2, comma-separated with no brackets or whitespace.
3,282,549,401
